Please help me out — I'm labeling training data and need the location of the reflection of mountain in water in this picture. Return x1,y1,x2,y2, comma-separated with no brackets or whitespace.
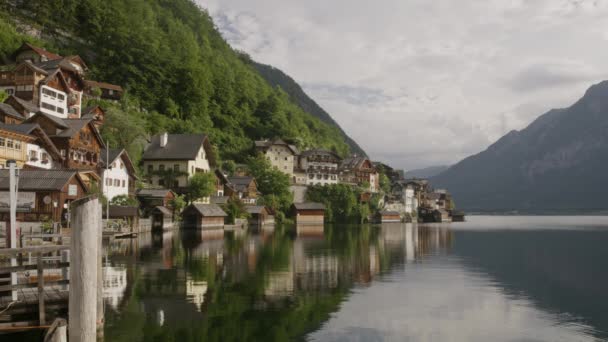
451,229,608,339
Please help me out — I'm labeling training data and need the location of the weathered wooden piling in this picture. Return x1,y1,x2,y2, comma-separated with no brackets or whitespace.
69,196,101,342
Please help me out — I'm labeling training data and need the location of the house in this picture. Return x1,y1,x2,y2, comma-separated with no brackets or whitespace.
433,209,451,223
14,42,62,64
4,95,39,119
0,124,35,168
81,105,105,129
225,176,258,204
84,80,123,101
339,156,380,193
214,169,229,196
24,114,105,171
1,123,62,170
100,148,137,201
182,203,227,229
0,102,25,124
0,169,88,224
136,188,175,217
245,206,274,226
142,133,215,191
378,211,401,223
290,202,325,225
149,206,174,231
254,138,299,179
299,149,341,186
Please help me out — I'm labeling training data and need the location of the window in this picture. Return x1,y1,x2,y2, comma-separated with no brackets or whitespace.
158,179,164,186
308,174,314,179
25,85,33,91
56,107,64,114
108,89,114,95
41,102,56,111
6,89,13,95
41,152,48,162
6,139,13,149
57,93,65,101
60,149,66,157
122,180,126,188
174,164,179,172
29,150,37,160
159,164,165,171
147,165,153,174
114,179,119,186
0,137,5,147
285,157,288,161
191,166,194,174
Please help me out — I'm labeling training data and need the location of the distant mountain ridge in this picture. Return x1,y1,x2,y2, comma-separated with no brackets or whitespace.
405,165,450,179
252,62,367,157
432,81,608,212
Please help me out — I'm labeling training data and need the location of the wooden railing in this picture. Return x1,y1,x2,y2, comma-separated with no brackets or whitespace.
0,245,70,325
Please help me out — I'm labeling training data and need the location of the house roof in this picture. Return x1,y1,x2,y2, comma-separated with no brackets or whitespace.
254,138,299,155
245,206,267,215
7,96,40,113
186,203,227,217
0,103,24,120
293,202,325,210
227,176,255,192
340,156,372,170
25,111,69,129
0,170,80,191
101,148,137,178
18,60,50,75
0,123,62,161
84,80,123,92
81,105,104,119
17,43,62,61
301,148,340,159
143,133,210,161
137,188,174,198
152,206,173,216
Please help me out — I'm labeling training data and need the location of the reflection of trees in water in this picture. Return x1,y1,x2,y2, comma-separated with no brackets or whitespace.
104,224,454,341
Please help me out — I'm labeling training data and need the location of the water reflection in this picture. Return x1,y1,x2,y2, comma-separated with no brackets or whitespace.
102,218,608,341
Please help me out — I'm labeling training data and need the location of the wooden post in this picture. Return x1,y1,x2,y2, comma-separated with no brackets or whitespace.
69,196,100,342
61,250,69,291
97,203,104,336
37,252,46,325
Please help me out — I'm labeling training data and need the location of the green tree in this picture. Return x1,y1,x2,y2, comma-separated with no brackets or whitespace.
0,90,8,102
224,196,247,224
169,194,187,219
222,160,236,176
150,169,187,189
379,174,391,194
246,154,292,213
188,172,216,202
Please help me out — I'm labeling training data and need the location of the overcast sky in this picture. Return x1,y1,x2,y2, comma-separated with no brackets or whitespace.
198,0,608,170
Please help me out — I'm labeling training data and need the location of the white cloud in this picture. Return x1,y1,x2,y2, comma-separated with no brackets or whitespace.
198,0,608,170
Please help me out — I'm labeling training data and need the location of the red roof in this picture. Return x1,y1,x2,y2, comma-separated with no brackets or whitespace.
20,43,62,61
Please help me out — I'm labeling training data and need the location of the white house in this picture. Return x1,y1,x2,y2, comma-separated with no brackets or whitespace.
142,133,215,189
101,148,137,201
299,149,341,186
0,123,63,170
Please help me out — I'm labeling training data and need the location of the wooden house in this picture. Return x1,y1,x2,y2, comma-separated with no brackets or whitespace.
339,156,380,193
0,102,25,124
182,203,227,229
81,105,105,129
1,123,63,170
4,95,39,119
149,206,173,231
136,188,175,217
378,210,401,223
245,206,274,226
84,80,123,101
0,169,88,224
0,125,35,168
225,176,258,204
290,202,325,225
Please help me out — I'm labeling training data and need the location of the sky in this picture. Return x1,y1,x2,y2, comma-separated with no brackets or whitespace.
198,0,608,170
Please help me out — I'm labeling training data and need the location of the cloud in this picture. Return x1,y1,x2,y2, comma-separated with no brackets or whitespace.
198,0,608,169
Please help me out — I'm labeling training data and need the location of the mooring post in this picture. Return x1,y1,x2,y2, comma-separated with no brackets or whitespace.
37,252,46,325
97,202,104,337
69,196,101,342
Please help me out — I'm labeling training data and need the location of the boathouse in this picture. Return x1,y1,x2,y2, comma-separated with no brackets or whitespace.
246,206,274,226
150,205,173,230
182,203,227,229
290,202,325,225
378,210,401,223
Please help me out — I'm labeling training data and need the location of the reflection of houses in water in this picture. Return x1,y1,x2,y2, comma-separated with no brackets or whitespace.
185,275,208,312
103,265,128,310
380,223,452,264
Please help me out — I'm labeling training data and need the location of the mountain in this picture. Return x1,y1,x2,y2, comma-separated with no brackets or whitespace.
432,81,608,212
405,165,450,179
0,0,355,162
252,62,367,157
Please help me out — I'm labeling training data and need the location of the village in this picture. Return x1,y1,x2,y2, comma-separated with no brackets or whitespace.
0,42,463,238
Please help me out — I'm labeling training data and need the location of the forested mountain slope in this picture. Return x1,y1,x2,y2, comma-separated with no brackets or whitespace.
0,0,355,162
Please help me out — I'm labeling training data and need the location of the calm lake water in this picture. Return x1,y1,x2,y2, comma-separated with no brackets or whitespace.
101,216,608,342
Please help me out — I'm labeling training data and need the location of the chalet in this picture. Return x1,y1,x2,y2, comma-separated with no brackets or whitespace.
378,211,401,223
34,55,88,117
81,105,105,129
0,102,25,124
0,125,34,168
142,133,215,191
214,169,229,196
226,176,258,204
136,188,175,217
14,43,62,64
245,206,274,226
24,114,105,172
299,149,341,186
182,203,227,229
1,124,62,170
339,156,380,193
0,169,88,224
290,202,325,225
100,148,137,200
4,95,39,119
84,80,123,101
254,138,299,180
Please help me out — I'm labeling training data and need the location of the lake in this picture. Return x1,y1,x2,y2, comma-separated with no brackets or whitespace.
102,216,608,341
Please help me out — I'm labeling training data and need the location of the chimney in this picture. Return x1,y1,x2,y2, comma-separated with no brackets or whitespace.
160,132,168,148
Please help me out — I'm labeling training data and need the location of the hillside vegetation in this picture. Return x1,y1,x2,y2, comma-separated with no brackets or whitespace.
0,0,351,165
